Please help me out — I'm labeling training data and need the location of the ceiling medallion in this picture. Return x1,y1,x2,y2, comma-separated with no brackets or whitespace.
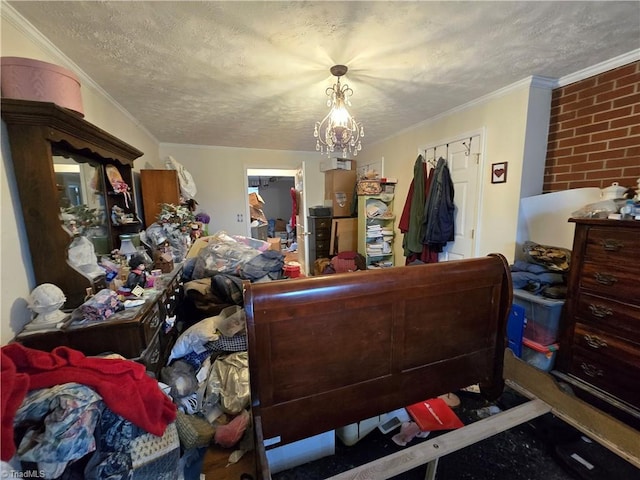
313,65,364,157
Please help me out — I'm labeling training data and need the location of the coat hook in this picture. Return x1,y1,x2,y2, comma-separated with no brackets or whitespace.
462,137,472,156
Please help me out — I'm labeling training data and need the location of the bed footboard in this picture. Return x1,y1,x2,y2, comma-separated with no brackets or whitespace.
244,254,512,475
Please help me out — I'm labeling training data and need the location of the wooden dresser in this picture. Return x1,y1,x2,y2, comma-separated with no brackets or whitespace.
555,218,640,429
307,215,332,270
15,266,183,378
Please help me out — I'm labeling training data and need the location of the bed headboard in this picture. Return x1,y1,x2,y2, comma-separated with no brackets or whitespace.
244,254,512,451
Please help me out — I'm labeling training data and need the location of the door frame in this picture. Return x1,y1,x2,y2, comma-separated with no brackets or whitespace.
244,166,307,269
418,127,485,259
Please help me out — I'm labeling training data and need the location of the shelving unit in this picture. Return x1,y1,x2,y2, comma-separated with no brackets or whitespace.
357,194,395,269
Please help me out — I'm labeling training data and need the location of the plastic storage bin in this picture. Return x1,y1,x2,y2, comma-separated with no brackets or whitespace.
513,289,565,345
522,337,559,372
336,415,384,446
266,430,335,473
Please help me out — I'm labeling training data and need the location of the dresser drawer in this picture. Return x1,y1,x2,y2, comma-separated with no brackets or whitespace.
579,261,639,302
573,323,640,363
141,303,162,344
569,346,640,407
584,226,640,263
160,281,182,317
575,292,640,345
313,217,332,230
139,329,163,378
315,229,331,241
315,240,331,252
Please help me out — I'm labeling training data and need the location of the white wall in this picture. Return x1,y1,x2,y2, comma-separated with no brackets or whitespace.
159,144,324,237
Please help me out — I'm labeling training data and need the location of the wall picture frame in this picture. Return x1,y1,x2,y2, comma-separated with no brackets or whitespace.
491,162,508,184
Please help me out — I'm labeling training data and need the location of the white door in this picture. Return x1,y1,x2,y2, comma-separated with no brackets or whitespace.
425,134,482,261
295,163,309,275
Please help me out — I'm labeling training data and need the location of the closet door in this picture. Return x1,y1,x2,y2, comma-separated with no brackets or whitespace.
425,134,481,261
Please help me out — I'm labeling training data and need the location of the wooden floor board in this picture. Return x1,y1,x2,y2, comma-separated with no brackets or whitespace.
201,445,256,479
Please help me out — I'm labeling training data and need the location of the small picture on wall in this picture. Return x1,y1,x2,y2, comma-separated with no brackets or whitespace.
491,162,508,184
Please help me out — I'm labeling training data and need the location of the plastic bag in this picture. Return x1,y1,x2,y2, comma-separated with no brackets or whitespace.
523,241,571,272
144,222,190,263
191,231,261,279
166,155,197,200
68,236,105,279
212,352,250,415
571,199,617,219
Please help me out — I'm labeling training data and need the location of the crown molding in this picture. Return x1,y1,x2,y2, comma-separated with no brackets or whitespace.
1,2,156,142
557,49,640,87
373,75,557,146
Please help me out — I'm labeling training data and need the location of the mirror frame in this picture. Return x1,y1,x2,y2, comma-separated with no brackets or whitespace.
1,99,143,308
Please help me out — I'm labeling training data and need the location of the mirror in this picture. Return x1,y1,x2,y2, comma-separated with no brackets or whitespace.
54,150,110,257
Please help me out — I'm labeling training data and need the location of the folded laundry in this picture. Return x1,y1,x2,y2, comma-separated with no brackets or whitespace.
510,260,565,294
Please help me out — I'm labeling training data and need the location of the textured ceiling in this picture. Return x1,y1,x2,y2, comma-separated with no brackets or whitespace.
5,1,640,154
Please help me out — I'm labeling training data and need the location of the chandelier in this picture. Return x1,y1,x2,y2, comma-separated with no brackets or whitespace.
314,65,364,157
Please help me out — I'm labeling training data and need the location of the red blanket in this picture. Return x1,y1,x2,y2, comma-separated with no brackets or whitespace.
1,343,177,461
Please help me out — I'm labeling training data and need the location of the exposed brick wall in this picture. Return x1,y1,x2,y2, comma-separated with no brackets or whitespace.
543,61,640,193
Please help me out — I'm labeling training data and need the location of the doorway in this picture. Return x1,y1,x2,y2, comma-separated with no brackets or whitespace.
245,168,305,269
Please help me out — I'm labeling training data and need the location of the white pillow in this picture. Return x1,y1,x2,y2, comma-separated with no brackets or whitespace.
168,316,219,362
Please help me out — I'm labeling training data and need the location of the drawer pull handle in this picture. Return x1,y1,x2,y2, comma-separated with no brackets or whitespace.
594,272,617,286
601,239,624,251
150,316,160,328
580,362,603,378
588,304,613,319
149,348,160,364
583,334,608,349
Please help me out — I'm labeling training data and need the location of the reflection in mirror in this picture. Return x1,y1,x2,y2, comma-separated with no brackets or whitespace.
54,150,109,280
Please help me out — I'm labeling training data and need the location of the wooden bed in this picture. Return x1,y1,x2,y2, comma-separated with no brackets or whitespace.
245,254,640,479
245,254,513,478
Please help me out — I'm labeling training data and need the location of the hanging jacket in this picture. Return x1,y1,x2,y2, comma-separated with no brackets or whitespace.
400,155,439,263
400,155,427,256
422,157,455,252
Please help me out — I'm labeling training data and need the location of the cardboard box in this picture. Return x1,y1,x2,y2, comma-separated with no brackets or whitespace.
186,235,215,259
330,217,358,254
274,218,287,232
320,157,355,172
267,237,281,251
325,169,357,217
249,192,267,223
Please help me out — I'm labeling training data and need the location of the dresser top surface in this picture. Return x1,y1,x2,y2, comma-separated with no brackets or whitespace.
570,217,640,228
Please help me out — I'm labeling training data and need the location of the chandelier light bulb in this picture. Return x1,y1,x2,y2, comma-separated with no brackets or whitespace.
313,65,364,158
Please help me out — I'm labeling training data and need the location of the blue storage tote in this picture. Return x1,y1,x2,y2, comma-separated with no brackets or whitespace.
522,337,559,372
512,289,565,345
